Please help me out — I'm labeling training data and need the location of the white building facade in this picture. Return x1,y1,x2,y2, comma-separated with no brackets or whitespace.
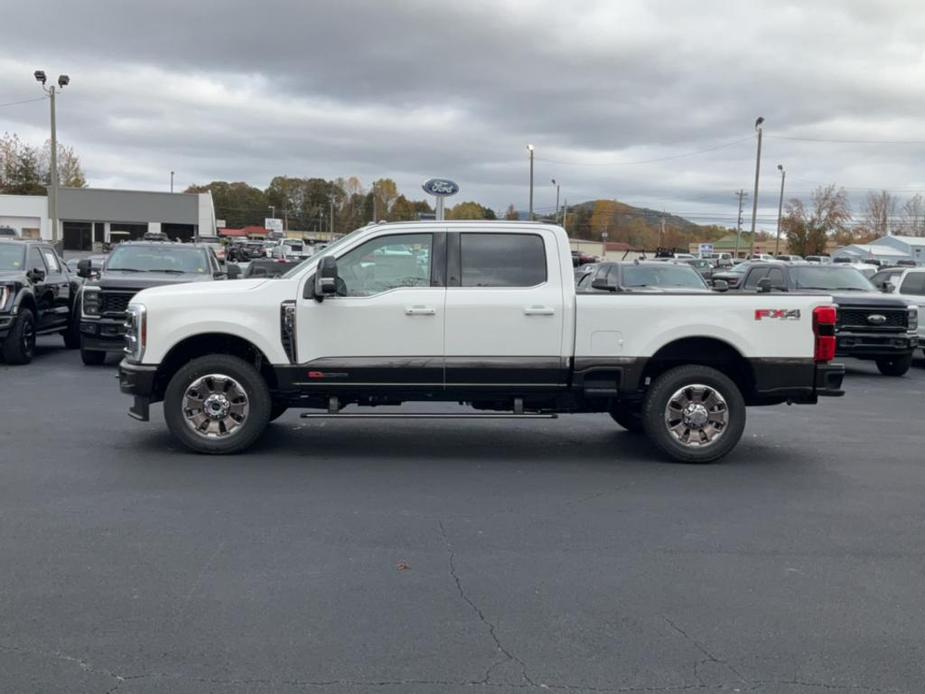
871,235,925,265
0,188,217,250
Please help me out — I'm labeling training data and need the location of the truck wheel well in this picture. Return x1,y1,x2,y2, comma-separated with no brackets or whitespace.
18,293,36,315
155,333,277,398
643,337,754,397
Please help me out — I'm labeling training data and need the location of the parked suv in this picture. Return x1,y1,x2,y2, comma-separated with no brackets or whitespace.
734,262,918,375
0,239,81,364
879,267,925,356
76,241,235,365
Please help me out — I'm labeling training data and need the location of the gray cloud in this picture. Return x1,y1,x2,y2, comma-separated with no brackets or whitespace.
2,0,925,227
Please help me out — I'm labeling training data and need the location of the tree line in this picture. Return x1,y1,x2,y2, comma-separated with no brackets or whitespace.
186,177,498,234
783,186,925,256
0,133,86,194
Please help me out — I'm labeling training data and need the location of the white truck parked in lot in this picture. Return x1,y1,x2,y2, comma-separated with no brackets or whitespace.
118,221,845,463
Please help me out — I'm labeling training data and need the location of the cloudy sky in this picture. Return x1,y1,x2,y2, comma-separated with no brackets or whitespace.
2,0,925,228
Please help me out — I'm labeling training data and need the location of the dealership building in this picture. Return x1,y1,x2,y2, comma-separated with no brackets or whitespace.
0,188,217,250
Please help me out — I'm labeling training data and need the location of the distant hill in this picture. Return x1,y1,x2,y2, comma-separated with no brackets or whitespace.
570,200,701,232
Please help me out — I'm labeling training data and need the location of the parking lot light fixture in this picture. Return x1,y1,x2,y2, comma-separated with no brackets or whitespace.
527,144,535,220
34,69,69,247
775,164,786,256
551,179,560,224
749,116,764,257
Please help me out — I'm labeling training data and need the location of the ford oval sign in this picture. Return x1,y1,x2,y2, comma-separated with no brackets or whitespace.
422,178,459,197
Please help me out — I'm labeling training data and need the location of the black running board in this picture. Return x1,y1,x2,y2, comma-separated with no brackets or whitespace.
300,412,558,419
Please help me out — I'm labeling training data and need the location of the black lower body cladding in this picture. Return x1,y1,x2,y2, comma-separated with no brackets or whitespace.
80,317,128,352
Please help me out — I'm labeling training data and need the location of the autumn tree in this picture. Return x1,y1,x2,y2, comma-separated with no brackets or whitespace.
783,185,850,255
447,201,494,220
589,200,618,240
900,194,925,236
859,190,896,238
186,181,268,228
504,204,518,220
0,133,86,193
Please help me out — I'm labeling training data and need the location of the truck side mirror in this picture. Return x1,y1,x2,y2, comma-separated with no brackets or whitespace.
756,277,772,293
226,263,241,279
76,259,93,278
884,279,897,293
29,267,46,283
313,255,338,301
712,279,728,292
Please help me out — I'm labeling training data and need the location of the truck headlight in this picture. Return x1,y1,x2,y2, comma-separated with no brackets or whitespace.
82,287,101,317
910,306,919,332
124,303,147,362
0,285,11,312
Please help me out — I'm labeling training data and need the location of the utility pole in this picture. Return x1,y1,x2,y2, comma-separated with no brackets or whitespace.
170,171,174,193
329,195,335,237
660,214,666,248
527,144,535,220
561,198,568,236
775,164,786,256
749,116,765,257
34,70,69,247
735,189,748,259
551,179,560,224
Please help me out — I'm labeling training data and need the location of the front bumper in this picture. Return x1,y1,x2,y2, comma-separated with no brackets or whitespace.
80,318,127,352
118,359,158,421
836,330,918,358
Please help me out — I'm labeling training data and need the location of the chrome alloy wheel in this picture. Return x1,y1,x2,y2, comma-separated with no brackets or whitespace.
182,373,250,439
664,383,728,447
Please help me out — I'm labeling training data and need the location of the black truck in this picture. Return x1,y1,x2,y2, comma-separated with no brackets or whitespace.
735,262,918,376
0,239,81,364
76,241,237,365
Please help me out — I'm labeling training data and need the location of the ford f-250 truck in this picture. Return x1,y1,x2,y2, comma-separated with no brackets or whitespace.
118,222,846,463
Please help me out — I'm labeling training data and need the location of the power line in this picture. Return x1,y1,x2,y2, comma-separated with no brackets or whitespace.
533,136,753,167
0,96,46,108
768,135,925,145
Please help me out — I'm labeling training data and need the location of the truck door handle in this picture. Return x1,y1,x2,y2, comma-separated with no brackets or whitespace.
405,306,436,316
524,306,555,316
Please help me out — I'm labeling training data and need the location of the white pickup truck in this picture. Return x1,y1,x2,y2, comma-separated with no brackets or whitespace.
118,221,845,463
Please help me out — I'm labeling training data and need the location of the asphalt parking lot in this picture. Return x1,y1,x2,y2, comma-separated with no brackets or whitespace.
2,340,924,693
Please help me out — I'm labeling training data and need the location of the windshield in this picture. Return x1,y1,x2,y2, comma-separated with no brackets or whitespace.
792,266,875,291
0,244,26,271
281,228,362,278
106,245,210,273
622,264,707,289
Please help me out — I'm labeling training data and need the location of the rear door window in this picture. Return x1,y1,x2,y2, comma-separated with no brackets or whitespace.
767,267,786,288
743,267,769,289
460,233,546,287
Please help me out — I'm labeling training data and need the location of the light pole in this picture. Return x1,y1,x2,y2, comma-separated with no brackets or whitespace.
749,116,764,257
170,171,175,193
551,178,560,224
34,70,69,247
775,164,786,256
527,144,535,220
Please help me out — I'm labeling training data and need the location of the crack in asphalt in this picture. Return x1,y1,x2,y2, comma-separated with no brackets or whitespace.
0,643,899,693
438,519,537,687
662,616,749,686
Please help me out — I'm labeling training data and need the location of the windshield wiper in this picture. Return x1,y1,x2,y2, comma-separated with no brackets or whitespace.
107,267,144,272
148,268,188,274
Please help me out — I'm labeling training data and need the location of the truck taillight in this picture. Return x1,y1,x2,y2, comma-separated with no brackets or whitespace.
813,305,837,363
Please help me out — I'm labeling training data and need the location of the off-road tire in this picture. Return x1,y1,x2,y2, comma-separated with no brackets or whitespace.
875,355,912,377
2,308,36,365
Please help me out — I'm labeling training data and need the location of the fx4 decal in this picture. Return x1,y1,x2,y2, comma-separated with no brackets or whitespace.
755,309,802,321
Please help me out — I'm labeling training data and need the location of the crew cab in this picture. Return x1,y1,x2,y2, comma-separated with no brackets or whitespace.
77,241,237,365
733,262,918,376
0,239,81,364
877,267,925,356
118,222,845,463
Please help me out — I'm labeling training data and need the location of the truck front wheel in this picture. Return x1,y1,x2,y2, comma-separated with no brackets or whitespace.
875,355,911,377
163,354,272,454
641,365,746,464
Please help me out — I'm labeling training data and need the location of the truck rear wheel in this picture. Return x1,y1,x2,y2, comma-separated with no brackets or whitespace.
875,355,911,377
164,354,271,454
641,365,746,464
